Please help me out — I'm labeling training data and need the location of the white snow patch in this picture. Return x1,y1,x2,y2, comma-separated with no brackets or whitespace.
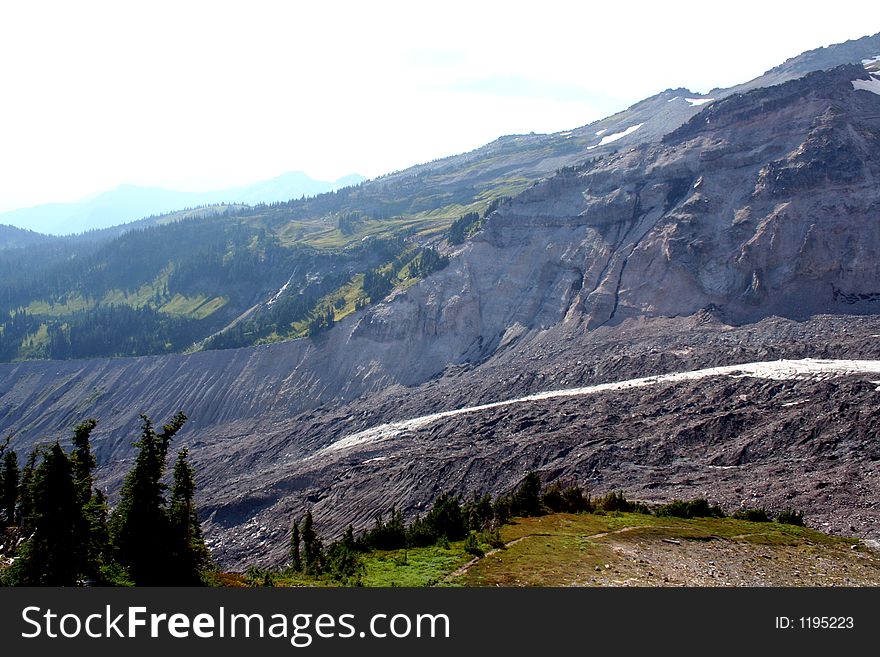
667,96,680,103
587,123,643,150
322,358,880,453
862,55,880,65
686,97,714,106
853,77,880,95
781,400,807,408
267,275,294,307
595,128,607,136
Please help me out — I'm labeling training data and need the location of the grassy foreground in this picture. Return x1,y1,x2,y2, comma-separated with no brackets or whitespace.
222,511,880,588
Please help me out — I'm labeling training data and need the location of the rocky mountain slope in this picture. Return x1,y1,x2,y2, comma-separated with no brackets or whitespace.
2,38,880,568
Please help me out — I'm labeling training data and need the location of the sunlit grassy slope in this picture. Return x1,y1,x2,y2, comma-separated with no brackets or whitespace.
231,512,880,588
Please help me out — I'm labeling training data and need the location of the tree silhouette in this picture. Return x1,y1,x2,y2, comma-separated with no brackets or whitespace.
289,517,302,572
1,449,18,527
109,412,187,585
168,447,210,584
17,443,79,585
301,510,323,575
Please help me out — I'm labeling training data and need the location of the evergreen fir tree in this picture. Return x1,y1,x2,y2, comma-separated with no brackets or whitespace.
289,518,302,572
17,443,79,585
69,419,107,580
324,525,363,584
83,488,112,581
423,493,466,541
1,449,19,527
70,419,98,502
511,471,543,517
17,449,38,531
301,510,323,575
109,412,187,585
168,447,210,584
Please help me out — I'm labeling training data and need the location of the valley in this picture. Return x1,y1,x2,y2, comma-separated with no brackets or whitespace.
2,31,880,583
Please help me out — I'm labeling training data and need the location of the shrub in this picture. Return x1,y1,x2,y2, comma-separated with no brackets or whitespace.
482,528,505,550
594,491,632,513
561,484,592,513
358,509,407,551
540,483,565,513
655,500,689,518
492,496,512,525
325,527,365,585
405,515,437,548
404,494,468,548
511,472,544,517
462,493,494,532
629,501,652,515
776,509,805,526
423,493,467,541
732,507,770,522
655,498,725,519
542,482,592,514
244,566,276,587
463,532,484,557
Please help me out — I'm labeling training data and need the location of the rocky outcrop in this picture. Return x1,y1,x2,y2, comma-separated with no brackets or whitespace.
475,64,880,327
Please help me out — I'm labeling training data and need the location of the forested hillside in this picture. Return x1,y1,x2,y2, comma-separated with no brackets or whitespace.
0,122,554,362
0,206,453,361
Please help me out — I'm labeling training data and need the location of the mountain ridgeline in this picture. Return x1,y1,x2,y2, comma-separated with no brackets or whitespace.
1,34,880,570
0,172,367,236
2,33,880,364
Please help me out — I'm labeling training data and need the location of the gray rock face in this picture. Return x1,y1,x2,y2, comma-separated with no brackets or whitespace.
353,64,880,360
494,65,880,327
3,62,880,569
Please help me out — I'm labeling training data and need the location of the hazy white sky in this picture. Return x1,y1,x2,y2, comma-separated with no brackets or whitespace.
0,0,876,212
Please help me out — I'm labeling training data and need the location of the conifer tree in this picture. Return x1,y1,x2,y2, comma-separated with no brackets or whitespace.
69,419,108,580
70,419,98,502
511,471,543,517
289,518,302,572
84,488,112,579
168,447,210,584
110,412,187,585
17,449,38,531
301,510,323,575
1,449,19,527
4,412,213,586
17,443,79,585
325,525,363,584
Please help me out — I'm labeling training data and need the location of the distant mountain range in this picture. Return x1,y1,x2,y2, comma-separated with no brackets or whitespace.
0,171,366,235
